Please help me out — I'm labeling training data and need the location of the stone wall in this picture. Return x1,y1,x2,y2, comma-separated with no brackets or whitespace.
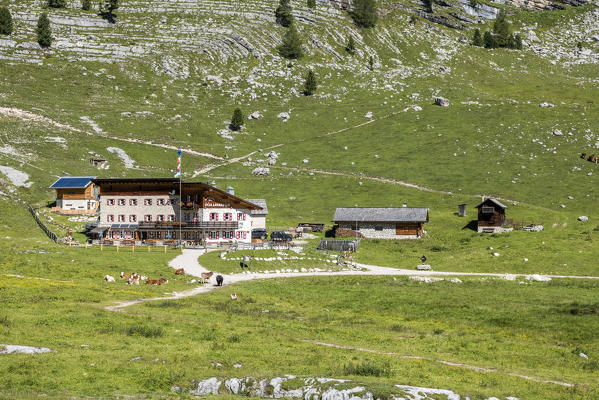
338,222,421,239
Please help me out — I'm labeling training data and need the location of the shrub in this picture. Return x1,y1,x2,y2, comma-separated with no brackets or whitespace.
343,360,391,377
307,0,316,8
0,315,10,327
423,0,433,13
126,324,164,338
351,0,377,28
303,69,317,96
483,30,496,49
0,7,13,35
36,13,52,48
230,108,244,131
82,0,92,10
368,55,374,70
278,23,303,59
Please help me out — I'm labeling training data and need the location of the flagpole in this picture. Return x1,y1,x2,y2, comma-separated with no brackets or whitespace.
179,150,182,249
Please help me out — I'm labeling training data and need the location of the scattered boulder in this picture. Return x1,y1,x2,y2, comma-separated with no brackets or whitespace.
579,352,589,360
248,111,262,120
526,274,551,282
539,102,555,108
578,216,589,221
552,129,563,136
0,345,53,354
277,112,290,121
434,97,450,107
364,111,373,119
251,167,270,176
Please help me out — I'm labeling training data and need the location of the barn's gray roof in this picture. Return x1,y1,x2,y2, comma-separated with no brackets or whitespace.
246,199,268,215
475,198,507,209
334,207,429,223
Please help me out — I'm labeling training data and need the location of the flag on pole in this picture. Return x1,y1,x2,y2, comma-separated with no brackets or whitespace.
174,149,182,178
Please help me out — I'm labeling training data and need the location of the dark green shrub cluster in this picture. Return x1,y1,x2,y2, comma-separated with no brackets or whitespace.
472,11,523,50
342,360,391,377
126,324,164,338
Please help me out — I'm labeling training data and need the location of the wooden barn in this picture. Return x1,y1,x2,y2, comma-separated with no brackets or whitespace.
333,207,429,239
475,198,508,233
50,176,99,214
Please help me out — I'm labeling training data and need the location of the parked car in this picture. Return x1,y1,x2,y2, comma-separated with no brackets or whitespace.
251,228,268,240
270,230,293,242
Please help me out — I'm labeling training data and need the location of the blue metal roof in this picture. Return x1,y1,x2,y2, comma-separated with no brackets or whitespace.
49,176,96,189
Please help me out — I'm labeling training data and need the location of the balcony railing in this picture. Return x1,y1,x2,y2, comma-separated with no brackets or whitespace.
138,221,238,229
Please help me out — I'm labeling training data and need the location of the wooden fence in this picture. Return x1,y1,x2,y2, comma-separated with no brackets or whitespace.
28,205,58,243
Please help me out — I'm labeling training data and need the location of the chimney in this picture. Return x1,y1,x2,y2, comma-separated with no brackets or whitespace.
226,186,235,195
402,202,407,208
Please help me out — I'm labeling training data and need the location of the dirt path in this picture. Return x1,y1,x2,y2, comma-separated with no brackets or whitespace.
304,340,575,388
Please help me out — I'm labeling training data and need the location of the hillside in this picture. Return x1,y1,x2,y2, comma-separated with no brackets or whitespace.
1,0,599,398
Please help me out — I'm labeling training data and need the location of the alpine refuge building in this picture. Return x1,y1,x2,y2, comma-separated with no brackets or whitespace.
475,198,509,233
49,176,99,214
89,178,267,245
333,207,429,239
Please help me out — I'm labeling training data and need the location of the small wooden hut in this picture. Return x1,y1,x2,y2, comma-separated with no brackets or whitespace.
475,198,507,233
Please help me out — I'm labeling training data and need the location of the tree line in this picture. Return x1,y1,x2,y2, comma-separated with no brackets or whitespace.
472,11,522,50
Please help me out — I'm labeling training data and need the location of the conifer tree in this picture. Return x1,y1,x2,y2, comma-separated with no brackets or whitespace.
483,30,495,49
303,69,317,96
368,55,374,70
36,12,52,48
346,35,355,54
307,0,316,8
48,0,67,8
514,33,523,50
103,0,119,22
277,23,303,59
472,28,483,47
422,0,433,13
82,0,92,10
0,7,13,35
275,0,294,27
351,0,377,28
230,108,244,131
493,10,510,48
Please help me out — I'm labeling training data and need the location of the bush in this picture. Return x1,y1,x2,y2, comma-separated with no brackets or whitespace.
126,324,164,338
472,28,483,47
0,7,13,35
0,315,10,327
346,35,356,54
343,360,391,377
483,30,496,49
82,0,92,10
307,0,316,8
36,13,52,48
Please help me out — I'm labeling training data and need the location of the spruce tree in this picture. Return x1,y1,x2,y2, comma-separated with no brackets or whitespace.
307,0,316,8
493,10,510,48
0,7,13,36
36,12,52,48
82,0,92,10
351,0,377,28
346,35,355,54
277,23,303,59
368,55,374,70
230,108,244,131
472,28,483,47
48,0,67,8
275,0,294,27
483,30,495,49
303,69,317,96
103,0,119,22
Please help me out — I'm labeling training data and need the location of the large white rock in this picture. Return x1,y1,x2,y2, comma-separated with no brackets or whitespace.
578,216,589,221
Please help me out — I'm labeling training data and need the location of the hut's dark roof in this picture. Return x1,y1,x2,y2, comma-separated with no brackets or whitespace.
475,198,507,209
334,207,429,223
50,176,96,189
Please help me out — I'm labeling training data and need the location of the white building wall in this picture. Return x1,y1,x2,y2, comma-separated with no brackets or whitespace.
61,199,94,211
100,194,177,223
338,222,419,239
251,215,266,229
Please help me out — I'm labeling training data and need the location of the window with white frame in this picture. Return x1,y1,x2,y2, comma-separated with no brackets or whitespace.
242,231,247,239
129,199,137,206
144,199,152,206
118,215,125,222
223,213,232,221
236,231,240,239
237,212,247,221
168,214,175,222
144,215,152,222
157,215,165,222
157,199,165,206
209,212,219,221
129,215,137,222
118,199,126,206
107,199,115,206
107,214,114,222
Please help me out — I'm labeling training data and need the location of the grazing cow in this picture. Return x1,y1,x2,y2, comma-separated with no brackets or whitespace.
201,271,213,284
239,262,249,270
159,278,168,284
104,275,115,283
230,293,237,300
582,152,587,159
120,272,131,279
588,154,596,162
175,268,184,275
216,275,224,286
146,279,161,285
